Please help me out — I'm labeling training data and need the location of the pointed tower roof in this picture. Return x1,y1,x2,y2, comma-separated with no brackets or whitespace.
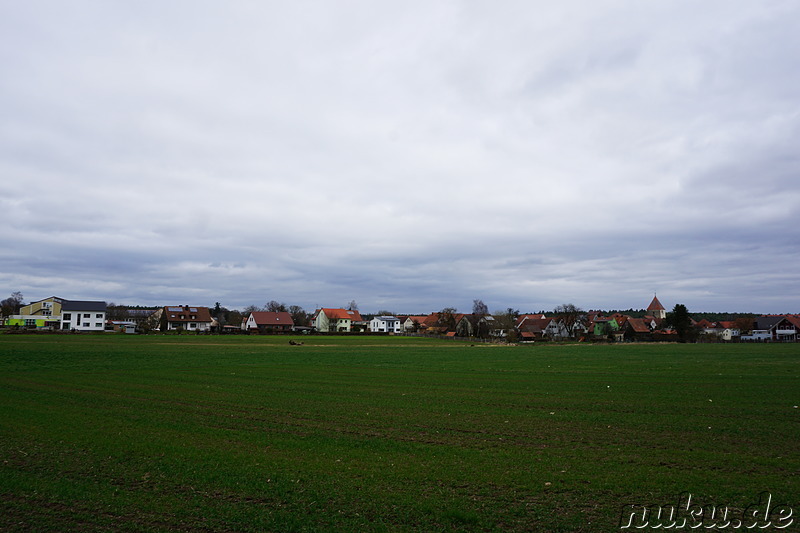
647,294,665,311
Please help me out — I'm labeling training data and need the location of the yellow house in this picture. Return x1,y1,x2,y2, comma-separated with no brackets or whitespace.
19,296,64,317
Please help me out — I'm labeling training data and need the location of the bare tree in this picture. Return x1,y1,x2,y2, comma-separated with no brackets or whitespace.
288,305,308,326
227,310,244,328
265,300,287,313
437,307,457,333
470,299,490,338
733,316,755,335
106,303,130,321
346,300,359,311
493,308,520,340
1,291,24,317
553,303,585,339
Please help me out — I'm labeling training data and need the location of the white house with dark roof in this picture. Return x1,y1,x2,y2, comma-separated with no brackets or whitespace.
369,315,401,333
60,300,107,331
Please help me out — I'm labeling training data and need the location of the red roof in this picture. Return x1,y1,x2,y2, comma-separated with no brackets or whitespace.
320,308,363,321
647,295,665,311
782,315,800,329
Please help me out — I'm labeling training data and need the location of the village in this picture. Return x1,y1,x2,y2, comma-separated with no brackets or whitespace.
2,294,798,343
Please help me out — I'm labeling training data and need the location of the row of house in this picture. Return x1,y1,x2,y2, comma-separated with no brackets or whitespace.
4,296,800,342
1,297,212,333
737,315,800,342
3,297,108,332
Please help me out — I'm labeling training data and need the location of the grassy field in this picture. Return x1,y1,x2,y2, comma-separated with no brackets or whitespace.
0,334,798,532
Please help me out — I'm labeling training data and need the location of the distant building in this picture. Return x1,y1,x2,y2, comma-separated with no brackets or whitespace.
60,301,107,332
160,306,213,332
4,297,106,331
369,316,401,333
312,308,363,332
647,295,667,321
242,311,295,333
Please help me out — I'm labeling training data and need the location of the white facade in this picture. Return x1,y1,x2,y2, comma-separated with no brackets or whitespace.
740,330,771,341
370,316,401,333
703,327,740,341
61,310,106,331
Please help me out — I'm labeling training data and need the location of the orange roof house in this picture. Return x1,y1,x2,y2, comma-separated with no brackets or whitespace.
312,308,363,332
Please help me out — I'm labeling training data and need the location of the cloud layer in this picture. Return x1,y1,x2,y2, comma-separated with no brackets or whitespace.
2,1,799,314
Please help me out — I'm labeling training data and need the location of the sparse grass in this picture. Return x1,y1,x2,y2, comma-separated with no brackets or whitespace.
1,335,798,531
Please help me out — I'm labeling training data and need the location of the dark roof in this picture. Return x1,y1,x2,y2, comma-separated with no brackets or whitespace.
756,316,785,330
127,309,159,317
61,300,106,312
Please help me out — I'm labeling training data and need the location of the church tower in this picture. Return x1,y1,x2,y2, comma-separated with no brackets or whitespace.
647,294,666,320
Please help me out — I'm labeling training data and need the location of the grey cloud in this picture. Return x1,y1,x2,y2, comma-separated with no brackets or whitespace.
1,1,798,314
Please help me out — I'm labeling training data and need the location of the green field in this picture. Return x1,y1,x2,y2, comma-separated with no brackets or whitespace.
1,335,798,531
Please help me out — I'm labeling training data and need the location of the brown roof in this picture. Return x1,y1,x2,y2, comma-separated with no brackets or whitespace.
626,318,651,333
163,305,212,323
517,317,551,333
516,314,548,328
249,312,294,326
421,313,444,327
516,314,546,327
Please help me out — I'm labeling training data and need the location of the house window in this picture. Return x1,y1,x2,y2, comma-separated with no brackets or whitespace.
25,319,36,327
84,313,91,319
95,323,102,328
63,313,72,320
189,323,196,329
96,314,103,319
83,322,89,327
63,322,70,329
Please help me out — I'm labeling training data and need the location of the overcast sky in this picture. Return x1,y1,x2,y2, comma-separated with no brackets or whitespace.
2,1,799,315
